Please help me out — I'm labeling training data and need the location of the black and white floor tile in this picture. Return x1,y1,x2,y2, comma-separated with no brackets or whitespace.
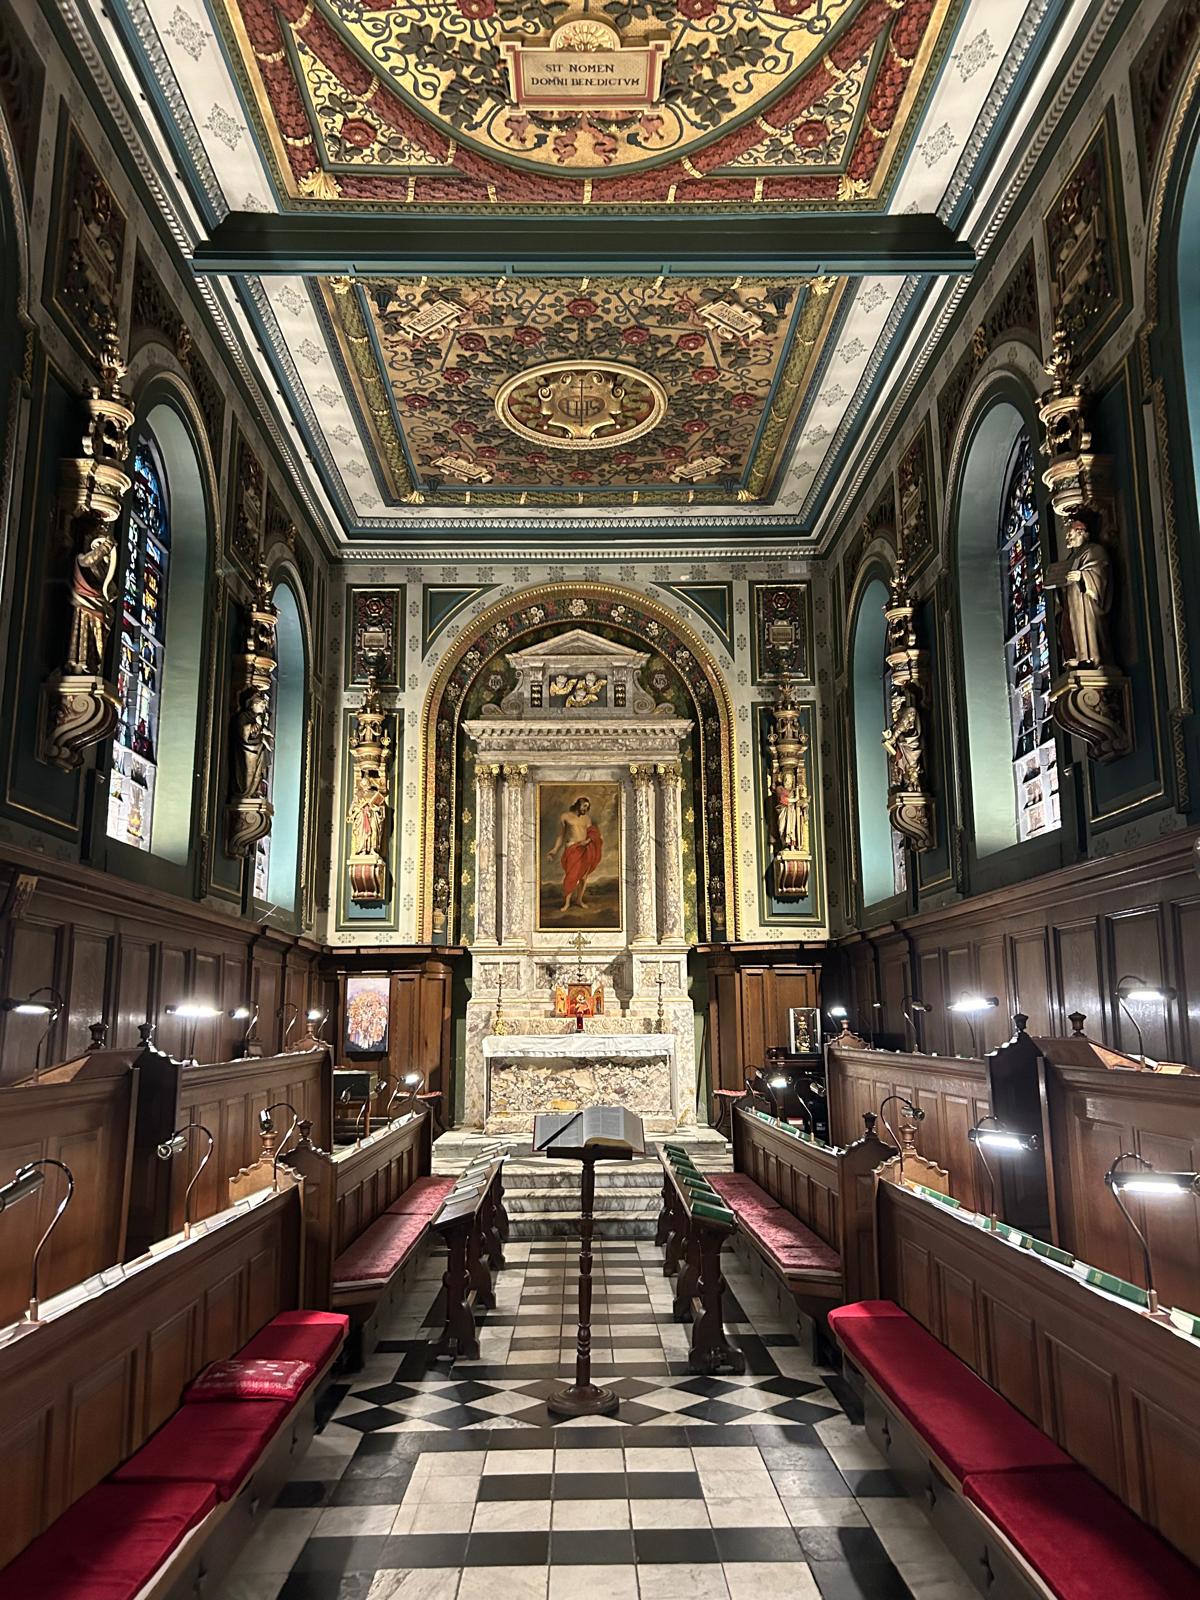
219,1239,975,1600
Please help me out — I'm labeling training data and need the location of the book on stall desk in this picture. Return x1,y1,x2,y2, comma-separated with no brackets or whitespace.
532,1105,646,1160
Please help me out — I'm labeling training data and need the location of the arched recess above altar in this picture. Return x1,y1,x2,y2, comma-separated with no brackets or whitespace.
416,586,740,1133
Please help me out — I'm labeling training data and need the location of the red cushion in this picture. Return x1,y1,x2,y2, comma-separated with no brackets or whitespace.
0,1481,216,1600
238,1310,348,1370
333,1213,427,1288
828,1304,1071,1480
114,1401,288,1499
829,1299,909,1320
185,1358,316,1402
388,1176,456,1217
708,1174,780,1209
752,1213,840,1274
964,1468,1200,1600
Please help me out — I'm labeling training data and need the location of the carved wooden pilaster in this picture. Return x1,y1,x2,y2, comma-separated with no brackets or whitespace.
346,660,393,904
224,561,278,858
656,762,685,941
882,555,935,852
630,763,658,943
501,762,528,944
474,762,501,944
39,320,134,770
1039,322,1132,763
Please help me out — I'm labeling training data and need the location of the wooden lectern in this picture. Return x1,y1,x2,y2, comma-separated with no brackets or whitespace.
533,1106,646,1417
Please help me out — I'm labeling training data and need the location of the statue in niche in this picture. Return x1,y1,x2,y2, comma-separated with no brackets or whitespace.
882,685,924,791
348,768,388,860
65,520,118,674
232,686,272,800
771,764,805,854
1045,512,1112,669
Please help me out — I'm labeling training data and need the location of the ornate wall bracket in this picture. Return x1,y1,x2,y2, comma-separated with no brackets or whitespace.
39,322,134,770
224,562,278,858
881,555,936,853
765,673,811,899
346,656,393,904
1038,325,1132,764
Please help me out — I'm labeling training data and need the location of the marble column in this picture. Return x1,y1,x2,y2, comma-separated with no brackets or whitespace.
657,762,685,942
630,763,658,944
474,762,500,944
501,762,528,944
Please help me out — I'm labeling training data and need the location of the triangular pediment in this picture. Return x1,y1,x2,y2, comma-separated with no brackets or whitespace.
506,629,648,666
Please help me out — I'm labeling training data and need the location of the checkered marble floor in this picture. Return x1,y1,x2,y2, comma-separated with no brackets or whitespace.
219,1239,975,1600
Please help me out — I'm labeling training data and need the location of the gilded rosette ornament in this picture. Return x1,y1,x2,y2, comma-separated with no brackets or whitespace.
1038,323,1132,763
225,562,278,857
881,555,935,852
39,320,134,770
346,657,393,904
765,673,811,899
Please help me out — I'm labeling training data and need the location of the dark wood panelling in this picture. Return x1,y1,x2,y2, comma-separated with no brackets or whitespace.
0,1188,301,1566
877,1180,1200,1566
702,948,824,1097
826,1042,991,1209
839,833,1200,1066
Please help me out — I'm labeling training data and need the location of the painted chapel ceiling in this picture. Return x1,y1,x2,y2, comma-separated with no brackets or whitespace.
108,0,1075,540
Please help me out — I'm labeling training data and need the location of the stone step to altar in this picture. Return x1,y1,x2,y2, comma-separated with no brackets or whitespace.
431,1126,731,1238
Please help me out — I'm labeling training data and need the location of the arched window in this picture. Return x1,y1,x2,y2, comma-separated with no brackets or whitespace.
253,581,306,913
107,437,170,851
957,400,1059,857
852,575,904,908
105,404,208,864
997,435,1059,840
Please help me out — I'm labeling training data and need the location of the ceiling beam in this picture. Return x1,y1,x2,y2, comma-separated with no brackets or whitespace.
192,212,976,278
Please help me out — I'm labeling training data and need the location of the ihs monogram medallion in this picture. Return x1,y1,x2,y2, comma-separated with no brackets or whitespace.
495,361,667,451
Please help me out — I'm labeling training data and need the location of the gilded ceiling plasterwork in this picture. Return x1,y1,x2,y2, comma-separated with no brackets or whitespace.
215,0,959,208
321,274,840,506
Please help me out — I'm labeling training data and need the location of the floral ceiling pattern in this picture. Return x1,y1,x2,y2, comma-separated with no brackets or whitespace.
216,0,959,208
321,273,839,505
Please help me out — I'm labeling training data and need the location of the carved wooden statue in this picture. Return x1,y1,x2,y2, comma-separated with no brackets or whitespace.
40,319,134,769
765,672,811,898
225,562,278,858
1039,322,1131,762
346,657,392,904
881,555,935,853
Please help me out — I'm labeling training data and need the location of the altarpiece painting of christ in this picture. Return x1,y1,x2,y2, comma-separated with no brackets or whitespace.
536,781,623,933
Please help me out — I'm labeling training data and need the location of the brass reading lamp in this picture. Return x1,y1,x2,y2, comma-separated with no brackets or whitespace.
879,1094,924,1185
968,1115,1039,1229
301,1008,328,1046
902,998,933,1051
164,1000,223,1062
1105,1153,1199,1315
0,1157,74,1322
229,1004,260,1059
155,1122,214,1238
826,1004,850,1036
387,1072,424,1122
259,1101,300,1189
1,990,65,1081
947,994,999,1057
1114,976,1177,1068
359,1078,390,1145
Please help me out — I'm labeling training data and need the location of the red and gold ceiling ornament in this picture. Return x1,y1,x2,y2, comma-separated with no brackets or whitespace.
215,0,960,209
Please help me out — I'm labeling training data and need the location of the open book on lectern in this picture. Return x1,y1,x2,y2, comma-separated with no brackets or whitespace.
532,1106,646,1159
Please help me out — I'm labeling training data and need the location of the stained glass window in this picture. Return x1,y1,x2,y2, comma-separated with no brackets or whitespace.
998,434,1059,841
106,437,171,851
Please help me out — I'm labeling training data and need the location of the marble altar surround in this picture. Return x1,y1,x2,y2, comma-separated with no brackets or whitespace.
462,630,695,1132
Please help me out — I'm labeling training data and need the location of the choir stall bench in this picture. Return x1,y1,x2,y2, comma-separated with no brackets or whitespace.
829,1179,1200,1600
709,1106,897,1353
656,1144,745,1374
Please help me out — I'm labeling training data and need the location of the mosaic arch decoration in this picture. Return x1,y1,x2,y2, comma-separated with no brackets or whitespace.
214,0,960,210
418,583,738,944
323,272,839,507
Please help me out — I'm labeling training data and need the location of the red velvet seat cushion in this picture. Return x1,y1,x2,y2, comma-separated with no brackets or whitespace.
388,1176,456,1217
751,1212,840,1274
333,1212,427,1289
185,1358,316,1402
828,1302,1071,1480
113,1400,288,1499
964,1468,1200,1600
708,1174,780,1210
238,1310,348,1370
0,1481,216,1600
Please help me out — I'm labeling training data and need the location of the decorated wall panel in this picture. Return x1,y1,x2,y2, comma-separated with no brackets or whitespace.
1042,105,1130,370
45,118,127,365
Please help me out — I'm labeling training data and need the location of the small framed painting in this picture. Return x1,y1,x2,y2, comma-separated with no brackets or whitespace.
788,1006,821,1054
344,975,390,1054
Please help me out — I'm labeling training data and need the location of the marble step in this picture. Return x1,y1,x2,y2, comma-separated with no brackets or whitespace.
501,1164,666,1190
505,1184,660,1214
508,1210,657,1240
